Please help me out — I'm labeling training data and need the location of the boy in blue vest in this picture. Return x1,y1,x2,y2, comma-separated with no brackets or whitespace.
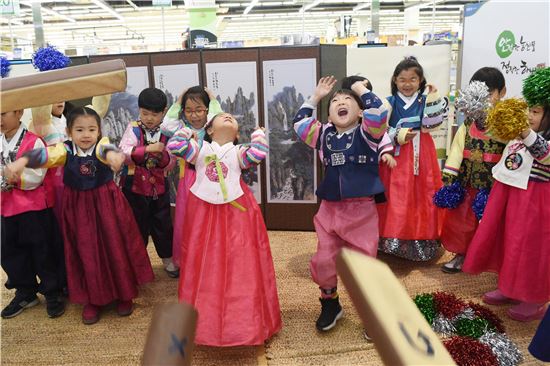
293,76,388,332
119,88,178,277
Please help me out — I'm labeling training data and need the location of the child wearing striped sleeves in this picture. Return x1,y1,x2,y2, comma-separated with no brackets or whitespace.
293,76,388,332
166,112,281,347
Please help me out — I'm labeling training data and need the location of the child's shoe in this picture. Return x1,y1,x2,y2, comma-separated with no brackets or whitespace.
45,295,66,318
117,300,134,316
1,293,39,319
316,297,343,331
441,254,464,274
508,302,546,322
482,289,519,305
162,257,180,278
82,304,100,325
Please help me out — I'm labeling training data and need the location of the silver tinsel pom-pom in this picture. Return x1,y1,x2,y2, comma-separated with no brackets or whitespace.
456,80,491,128
432,314,457,337
479,331,523,366
456,307,476,320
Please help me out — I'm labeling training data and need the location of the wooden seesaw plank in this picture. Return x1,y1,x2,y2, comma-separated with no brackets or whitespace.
337,248,456,366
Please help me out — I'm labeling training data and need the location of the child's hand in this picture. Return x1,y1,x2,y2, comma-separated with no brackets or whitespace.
425,84,438,94
312,76,337,103
520,127,532,139
351,80,370,96
146,142,166,153
174,127,194,139
381,153,397,169
404,131,417,142
106,151,125,173
4,158,29,184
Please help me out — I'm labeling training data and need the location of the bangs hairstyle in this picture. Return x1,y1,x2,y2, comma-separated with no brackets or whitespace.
180,86,211,119
390,56,426,95
66,106,101,138
138,87,168,113
470,67,506,93
327,89,363,119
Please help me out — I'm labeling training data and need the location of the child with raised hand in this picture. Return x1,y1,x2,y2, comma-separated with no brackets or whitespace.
378,56,447,261
438,67,507,273
119,88,177,278
463,67,550,322
1,109,65,319
293,75,388,332
166,112,281,346
7,106,154,325
341,75,396,171
160,86,223,269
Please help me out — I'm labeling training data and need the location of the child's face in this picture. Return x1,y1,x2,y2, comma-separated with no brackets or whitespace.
183,98,208,129
528,105,544,132
139,108,165,130
68,115,100,151
52,102,65,118
489,87,506,106
0,110,23,135
394,68,422,97
207,113,239,140
328,92,363,133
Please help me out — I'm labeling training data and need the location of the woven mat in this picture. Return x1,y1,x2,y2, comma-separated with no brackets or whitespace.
0,231,543,365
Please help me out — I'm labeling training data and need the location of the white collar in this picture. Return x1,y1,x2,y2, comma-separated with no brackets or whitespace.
1,123,25,158
397,91,420,110
73,143,97,157
335,124,358,138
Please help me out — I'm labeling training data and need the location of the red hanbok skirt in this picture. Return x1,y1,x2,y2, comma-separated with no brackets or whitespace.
441,187,479,254
463,181,550,304
62,181,154,305
178,180,282,346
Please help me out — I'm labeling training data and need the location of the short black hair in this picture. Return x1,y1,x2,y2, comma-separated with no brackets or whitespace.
341,75,373,92
390,56,426,95
138,87,168,113
470,67,506,93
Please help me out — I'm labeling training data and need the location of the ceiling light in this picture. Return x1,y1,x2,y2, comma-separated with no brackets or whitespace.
299,0,322,13
90,0,124,21
243,0,259,15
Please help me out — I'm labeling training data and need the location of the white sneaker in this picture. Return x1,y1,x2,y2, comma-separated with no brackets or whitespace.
162,258,179,278
441,254,464,274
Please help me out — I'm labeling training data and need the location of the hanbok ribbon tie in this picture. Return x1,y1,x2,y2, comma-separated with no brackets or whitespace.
204,154,246,211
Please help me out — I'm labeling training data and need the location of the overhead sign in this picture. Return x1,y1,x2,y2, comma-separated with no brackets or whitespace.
1,0,20,17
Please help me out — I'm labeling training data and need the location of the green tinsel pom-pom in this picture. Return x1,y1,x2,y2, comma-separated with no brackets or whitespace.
455,316,490,338
414,293,436,325
523,67,550,107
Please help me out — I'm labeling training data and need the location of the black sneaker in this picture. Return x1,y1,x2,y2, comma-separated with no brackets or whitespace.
1,294,40,319
316,297,343,331
46,295,66,318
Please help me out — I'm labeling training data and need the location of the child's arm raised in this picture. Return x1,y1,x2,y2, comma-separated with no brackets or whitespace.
521,129,550,165
161,90,186,137
293,76,337,149
239,128,269,169
421,84,447,132
166,127,199,164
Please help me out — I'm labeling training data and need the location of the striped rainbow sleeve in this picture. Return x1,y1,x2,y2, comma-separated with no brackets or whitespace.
361,103,388,141
24,141,68,169
239,129,269,169
422,92,447,130
96,137,120,165
166,127,199,164
294,117,322,149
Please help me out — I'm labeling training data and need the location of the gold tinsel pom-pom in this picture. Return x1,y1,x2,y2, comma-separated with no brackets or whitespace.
486,98,529,142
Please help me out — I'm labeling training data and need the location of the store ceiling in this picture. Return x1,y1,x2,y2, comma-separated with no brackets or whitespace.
0,0,475,51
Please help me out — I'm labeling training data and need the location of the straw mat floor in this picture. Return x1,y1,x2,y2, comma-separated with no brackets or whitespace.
1,231,544,365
